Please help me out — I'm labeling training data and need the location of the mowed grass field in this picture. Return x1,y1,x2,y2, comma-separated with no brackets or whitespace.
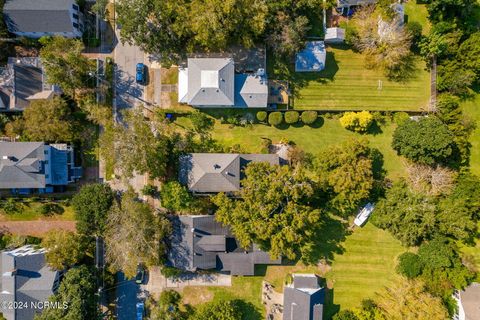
293,47,431,111
462,93,480,175
203,116,407,180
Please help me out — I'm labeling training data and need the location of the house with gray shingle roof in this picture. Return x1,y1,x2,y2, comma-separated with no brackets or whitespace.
283,274,325,320
178,58,268,108
178,153,279,194
0,245,63,320
0,142,82,194
3,0,83,39
168,215,281,276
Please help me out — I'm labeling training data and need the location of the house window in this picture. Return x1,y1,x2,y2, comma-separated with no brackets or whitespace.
45,174,49,179
73,13,79,20
72,3,79,11
73,22,79,29
45,160,49,165
44,150,48,155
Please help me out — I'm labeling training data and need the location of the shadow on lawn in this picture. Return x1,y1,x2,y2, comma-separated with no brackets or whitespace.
324,287,341,319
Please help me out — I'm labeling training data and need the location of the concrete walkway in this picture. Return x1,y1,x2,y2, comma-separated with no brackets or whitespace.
144,267,232,295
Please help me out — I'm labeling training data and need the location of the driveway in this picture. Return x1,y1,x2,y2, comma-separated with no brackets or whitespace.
115,272,140,320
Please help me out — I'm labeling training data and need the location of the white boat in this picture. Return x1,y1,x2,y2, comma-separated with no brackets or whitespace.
354,203,374,227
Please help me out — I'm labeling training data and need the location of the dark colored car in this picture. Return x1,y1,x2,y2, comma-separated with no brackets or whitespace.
136,63,146,85
135,265,145,284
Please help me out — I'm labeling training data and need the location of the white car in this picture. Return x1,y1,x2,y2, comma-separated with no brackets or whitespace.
354,203,374,227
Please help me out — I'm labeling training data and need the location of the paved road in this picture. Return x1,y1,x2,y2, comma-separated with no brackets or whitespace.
113,24,146,117
115,272,140,320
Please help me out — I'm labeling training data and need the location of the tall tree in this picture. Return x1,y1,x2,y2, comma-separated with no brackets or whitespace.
104,189,171,277
149,290,186,320
72,183,114,236
191,300,243,320
15,97,75,142
212,162,321,261
41,230,86,270
35,266,98,320
315,139,374,215
39,36,93,96
392,117,456,166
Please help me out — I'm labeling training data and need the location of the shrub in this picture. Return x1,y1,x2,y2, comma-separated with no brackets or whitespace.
161,266,182,278
284,111,300,124
301,111,318,124
396,252,423,278
333,310,359,320
160,181,193,212
37,203,64,216
141,184,158,197
393,112,410,125
339,111,374,133
1,198,21,215
260,137,272,154
256,111,267,122
268,112,283,126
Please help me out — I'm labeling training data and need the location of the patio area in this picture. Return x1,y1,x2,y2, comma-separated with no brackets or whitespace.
268,80,289,106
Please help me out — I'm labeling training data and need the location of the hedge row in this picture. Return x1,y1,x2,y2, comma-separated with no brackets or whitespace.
257,111,318,126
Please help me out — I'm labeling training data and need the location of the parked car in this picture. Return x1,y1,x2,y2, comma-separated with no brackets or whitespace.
136,302,145,320
136,63,146,85
354,203,374,227
135,264,145,284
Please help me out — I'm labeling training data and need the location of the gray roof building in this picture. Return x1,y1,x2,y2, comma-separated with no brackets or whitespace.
3,0,83,38
168,215,281,276
456,282,480,320
178,58,268,108
0,245,62,320
179,153,280,194
0,142,81,191
336,0,376,8
283,274,325,320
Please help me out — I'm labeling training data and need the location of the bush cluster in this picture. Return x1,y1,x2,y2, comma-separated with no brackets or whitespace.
339,111,374,133
268,112,283,126
301,111,318,124
284,111,299,124
256,111,267,122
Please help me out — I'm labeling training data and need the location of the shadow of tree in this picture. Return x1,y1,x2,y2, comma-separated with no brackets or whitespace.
323,287,341,320
233,299,263,320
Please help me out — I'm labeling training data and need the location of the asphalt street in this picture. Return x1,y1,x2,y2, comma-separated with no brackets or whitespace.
115,272,140,320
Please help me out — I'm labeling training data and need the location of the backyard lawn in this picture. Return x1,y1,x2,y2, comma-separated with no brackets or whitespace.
293,47,430,111
461,93,480,176
199,115,407,180
0,200,75,221
404,1,431,34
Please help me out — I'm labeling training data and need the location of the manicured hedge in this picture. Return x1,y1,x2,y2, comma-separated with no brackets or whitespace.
268,112,283,126
301,111,318,124
284,111,300,124
256,111,268,122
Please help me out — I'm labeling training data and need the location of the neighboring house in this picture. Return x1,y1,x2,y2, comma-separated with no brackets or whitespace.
295,41,327,72
324,27,345,44
3,0,83,38
168,215,281,276
378,3,405,39
0,142,82,194
0,245,63,320
0,58,59,112
178,153,280,194
453,283,480,320
178,58,268,108
283,274,325,320
337,0,376,9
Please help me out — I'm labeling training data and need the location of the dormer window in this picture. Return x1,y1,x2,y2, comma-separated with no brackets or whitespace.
72,4,79,11
73,13,79,20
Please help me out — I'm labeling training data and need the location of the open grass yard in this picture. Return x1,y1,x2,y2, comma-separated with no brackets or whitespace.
181,276,264,320
293,46,430,111
404,1,431,34
195,115,407,180
0,200,75,221
461,93,480,176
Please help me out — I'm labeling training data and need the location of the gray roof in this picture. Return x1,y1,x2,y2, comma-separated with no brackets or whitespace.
0,142,46,189
461,282,480,320
283,274,324,320
3,0,75,34
0,245,60,320
179,153,280,193
13,65,43,110
187,58,235,106
168,215,281,276
234,74,268,108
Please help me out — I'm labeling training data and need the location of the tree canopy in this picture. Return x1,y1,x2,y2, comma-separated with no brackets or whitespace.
392,117,456,166
72,183,114,236
160,181,193,212
104,189,171,277
212,162,321,261
315,139,375,215
41,230,86,270
149,290,186,320
191,300,243,320
35,266,98,320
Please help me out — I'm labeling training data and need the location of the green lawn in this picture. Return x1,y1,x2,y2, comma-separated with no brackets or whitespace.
181,276,264,320
461,93,480,175
325,223,404,317
0,201,75,221
404,1,431,34
198,116,407,180
293,47,430,111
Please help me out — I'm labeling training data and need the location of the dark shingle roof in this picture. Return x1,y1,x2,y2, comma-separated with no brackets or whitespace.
179,153,280,193
168,215,281,276
3,0,75,34
13,65,43,111
283,274,324,320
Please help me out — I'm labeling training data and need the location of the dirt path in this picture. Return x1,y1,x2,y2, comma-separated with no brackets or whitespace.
0,221,76,236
